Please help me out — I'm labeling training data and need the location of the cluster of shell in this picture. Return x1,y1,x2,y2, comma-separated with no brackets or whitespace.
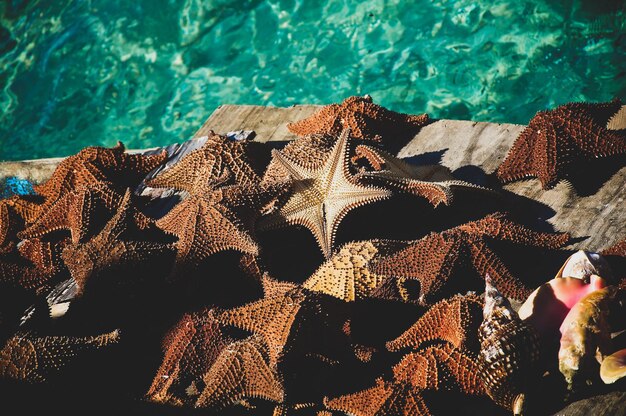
484,250,626,415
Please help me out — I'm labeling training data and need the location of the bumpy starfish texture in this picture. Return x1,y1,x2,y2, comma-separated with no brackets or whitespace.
287,96,429,146
0,329,120,383
17,238,69,291
35,142,166,209
61,190,175,295
194,335,284,409
156,191,259,276
215,288,306,366
354,145,495,207
386,293,483,352
259,129,392,257
146,132,268,194
324,378,429,416
0,202,22,254
303,241,386,302
18,183,127,244
497,99,626,189
370,213,569,304
602,238,626,257
147,310,231,406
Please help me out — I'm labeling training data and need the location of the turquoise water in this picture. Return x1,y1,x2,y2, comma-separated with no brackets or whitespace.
1,0,625,161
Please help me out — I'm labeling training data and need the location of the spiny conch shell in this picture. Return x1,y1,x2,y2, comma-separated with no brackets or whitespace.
558,284,617,389
478,275,541,416
555,250,613,283
600,348,626,384
519,275,608,342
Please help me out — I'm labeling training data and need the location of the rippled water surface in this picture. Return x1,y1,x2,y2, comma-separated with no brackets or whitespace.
1,0,625,160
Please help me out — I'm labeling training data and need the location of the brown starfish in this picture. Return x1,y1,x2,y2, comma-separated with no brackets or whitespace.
18,182,129,244
17,237,69,292
602,238,626,257
215,287,306,366
0,329,120,383
370,213,569,304
194,335,284,409
146,132,268,194
287,96,429,147
61,190,175,295
147,309,232,406
354,144,495,207
496,99,626,189
156,190,259,278
386,293,483,353
0,202,23,254
259,129,392,257
34,142,167,214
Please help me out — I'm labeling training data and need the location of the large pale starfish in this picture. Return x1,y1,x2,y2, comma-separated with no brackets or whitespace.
61,190,175,295
259,129,392,257
370,213,569,304
146,132,268,194
146,309,232,406
287,95,429,148
194,335,284,409
496,99,626,189
0,329,120,383
354,144,495,207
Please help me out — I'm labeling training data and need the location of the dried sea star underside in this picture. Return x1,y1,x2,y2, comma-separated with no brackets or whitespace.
370,213,569,304
287,95,429,148
354,144,495,207
194,335,284,409
496,99,626,189
386,293,483,352
259,129,392,257
0,329,120,383
146,309,232,406
146,132,269,194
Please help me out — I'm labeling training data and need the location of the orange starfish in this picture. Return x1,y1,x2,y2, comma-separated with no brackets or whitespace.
497,99,626,189
146,309,232,406
287,96,429,148
370,213,569,304
146,132,269,194
0,329,120,383
259,129,392,257
386,293,483,353
194,335,284,409
61,190,175,296
354,144,495,207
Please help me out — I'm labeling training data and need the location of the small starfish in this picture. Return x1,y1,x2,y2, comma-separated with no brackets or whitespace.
370,213,569,304
61,190,175,295
18,182,128,244
146,132,268,194
287,95,429,147
147,309,232,406
354,145,495,207
0,328,120,383
386,293,483,353
259,129,392,257
215,287,306,366
497,99,626,189
194,335,284,409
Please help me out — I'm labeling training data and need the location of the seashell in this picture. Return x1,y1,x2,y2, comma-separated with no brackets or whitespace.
519,275,608,341
600,348,626,384
478,275,541,415
555,250,613,282
558,285,617,389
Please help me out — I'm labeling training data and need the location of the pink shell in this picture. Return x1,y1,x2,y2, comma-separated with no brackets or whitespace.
519,275,607,340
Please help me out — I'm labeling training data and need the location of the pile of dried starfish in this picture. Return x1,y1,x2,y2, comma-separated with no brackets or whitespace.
0,96,625,415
